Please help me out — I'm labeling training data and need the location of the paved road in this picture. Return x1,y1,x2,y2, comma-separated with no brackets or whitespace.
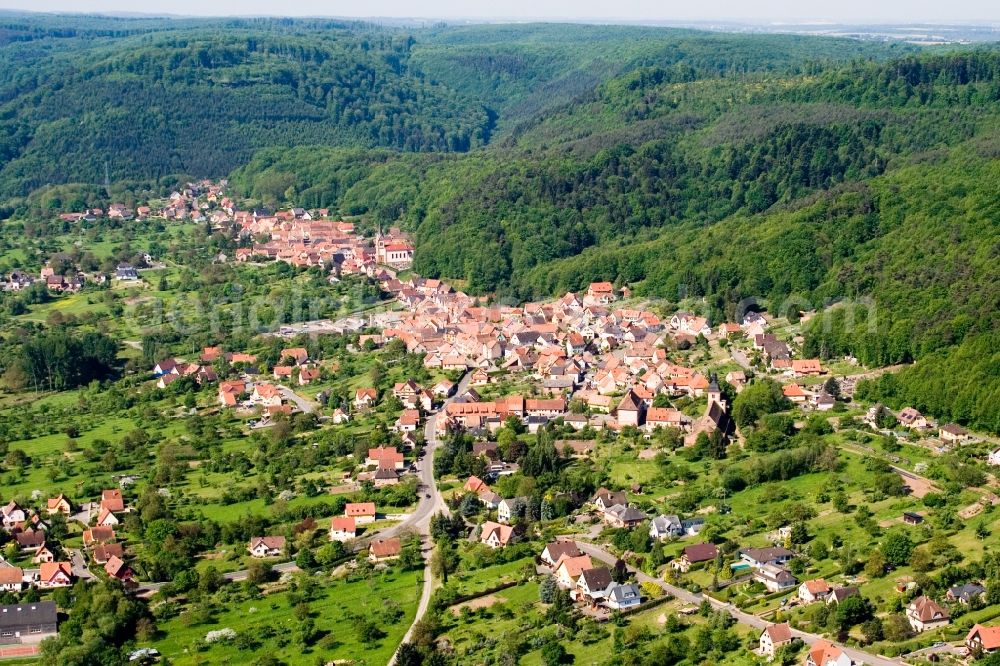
69,549,96,581
276,384,317,414
576,540,900,666
730,348,751,370
388,371,469,666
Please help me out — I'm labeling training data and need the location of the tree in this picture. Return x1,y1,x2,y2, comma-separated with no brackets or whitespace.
732,379,789,428
823,377,841,399
881,530,914,568
541,640,568,666
836,595,875,628
539,575,557,603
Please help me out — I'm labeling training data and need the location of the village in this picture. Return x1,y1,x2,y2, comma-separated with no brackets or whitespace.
1,187,998,666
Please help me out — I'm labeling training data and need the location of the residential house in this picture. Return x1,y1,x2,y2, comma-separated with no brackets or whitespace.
394,409,421,433
369,538,401,563
754,565,797,593
555,554,594,588
650,514,684,540
329,517,357,542
82,527,116,546
592,489,628,511
480,521,518,549
897,407,928,429
345,502,377,525
989,448,1000,466
616,391,645,427
740,546,794,569
967,623,1000,655
674,543,718,572
1,501,26,529
354,388,377,410
100,489,125,513
36,562,72,589
45,495,71,517
367,446,405,470
940,423,970,444
906,596,950,632
606,583,642,610
798,579,832,603
251,383,283,408
92,543,124,565
14,531,44,552
0,601,58,644
0,567,24,592
497,497,527,524
826,587,860,605
602,504,646,528
248,536,286,558
790,359,824,377
96,508,119,527
32,545,55,564
806,640,851,666
575,566,614,604
948,583,986,605
540,540,582,567
586,282,616,305
759,623,793,659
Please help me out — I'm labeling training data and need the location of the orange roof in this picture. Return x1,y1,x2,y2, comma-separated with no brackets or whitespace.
39,561,72,582
345,502,376,517
330,516,356,532
555,554,594,578
969,624,1000,651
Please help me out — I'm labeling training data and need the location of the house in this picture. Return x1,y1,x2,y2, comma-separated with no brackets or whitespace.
650,514,684,540
329,517,357,542
967,623,1000,655
104,556,134,583
96,508,119,527
368,538,401,562
394,409,421,433
298,368,321,385
740,546,794,569
252,383,283,408
906,596,950,632
606,583,642,610
248,536,286,558
754,565,797,593
940,423,970,444
782,384,809,404
806,640,851,666
897,407,928,429
354,388,377,409
575,566,614,604
902,511,923,525
497,497,527,524
115,264,139,281
100,489,125,513
592,489,627,511
480,521,517,549
32,545,56,564
616,391,645,427
586,281,616,305
674,543,718,572
602,504,646,529
759,623,793,659
37,562,73,588
790,359,824,377
91,543,124,565
990,448,1000,466
366,446,405,470
948,582,986,605
82,526,116,546
798,579,832,603
555,554,594,587
540,540,582,567
0,567,24,592
0,601,58,644
14,531,45,551
218,380,246,407
1,501,26,529
345,502,377,524
279,347,309,366
45,494,72,517
826,587,859,605
331,408,351,424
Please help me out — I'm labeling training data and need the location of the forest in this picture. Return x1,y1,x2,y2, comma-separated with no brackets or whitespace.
1,16,998,430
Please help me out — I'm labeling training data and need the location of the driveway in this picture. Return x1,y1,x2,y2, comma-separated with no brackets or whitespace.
275,384,316,414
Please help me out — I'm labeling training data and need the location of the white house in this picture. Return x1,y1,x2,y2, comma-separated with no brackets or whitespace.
759,623,793,659
606,583,642,610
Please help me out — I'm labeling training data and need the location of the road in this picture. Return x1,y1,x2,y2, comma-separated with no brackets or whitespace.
388,371,469,666
575,540,900,666
730,348,751,370
276,384,317,414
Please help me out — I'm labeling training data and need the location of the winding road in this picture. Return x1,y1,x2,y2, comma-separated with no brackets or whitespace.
575,540,900,666
388,371,468,665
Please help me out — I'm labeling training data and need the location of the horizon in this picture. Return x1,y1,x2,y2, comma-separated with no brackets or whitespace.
1,2,1000,25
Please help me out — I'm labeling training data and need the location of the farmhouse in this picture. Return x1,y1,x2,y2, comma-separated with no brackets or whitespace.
248,536,286,558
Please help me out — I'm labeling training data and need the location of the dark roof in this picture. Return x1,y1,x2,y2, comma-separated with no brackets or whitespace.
580,566,613,591
544,540,582,562
0,601,56,629
828,587,859,602
684,542,718,562
741,546,794,563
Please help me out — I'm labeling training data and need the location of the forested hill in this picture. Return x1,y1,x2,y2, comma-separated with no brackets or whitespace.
0,16,911,201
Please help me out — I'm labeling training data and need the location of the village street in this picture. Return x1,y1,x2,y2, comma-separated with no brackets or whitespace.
575,541,902,666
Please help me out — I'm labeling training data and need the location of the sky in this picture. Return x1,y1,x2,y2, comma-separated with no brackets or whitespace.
0,0,998,23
